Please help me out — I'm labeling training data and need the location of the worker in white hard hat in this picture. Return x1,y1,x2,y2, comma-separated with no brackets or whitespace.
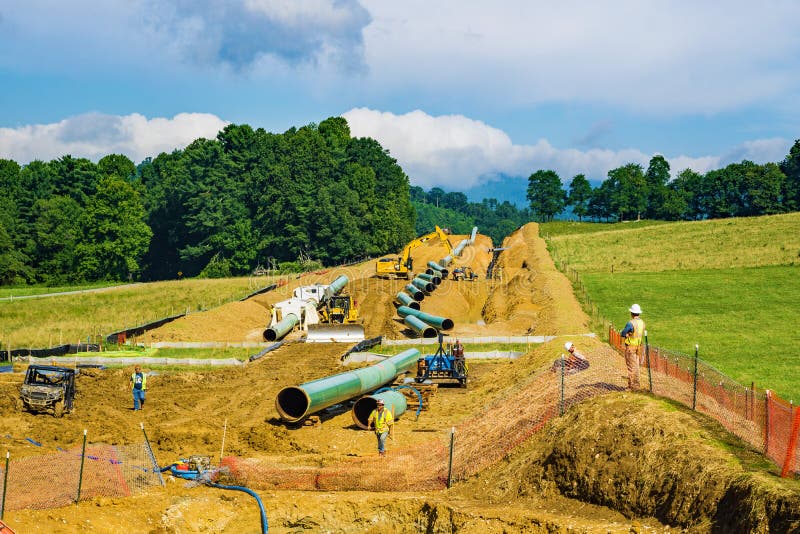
551,341,589,375
620,304,645,390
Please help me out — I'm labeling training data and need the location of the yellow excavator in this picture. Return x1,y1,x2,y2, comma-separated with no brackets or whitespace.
376,226,454,279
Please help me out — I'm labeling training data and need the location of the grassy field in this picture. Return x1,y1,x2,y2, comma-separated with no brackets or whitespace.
0,276,277,349
0,281,125,299
541,213,800,401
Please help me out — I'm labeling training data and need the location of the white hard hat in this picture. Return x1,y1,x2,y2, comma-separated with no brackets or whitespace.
629,304,642,314
564,342,574,351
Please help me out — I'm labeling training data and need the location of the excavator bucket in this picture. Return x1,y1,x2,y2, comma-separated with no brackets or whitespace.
306,323,366,343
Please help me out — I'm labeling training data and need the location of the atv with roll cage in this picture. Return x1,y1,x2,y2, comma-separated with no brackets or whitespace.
17,365,77,417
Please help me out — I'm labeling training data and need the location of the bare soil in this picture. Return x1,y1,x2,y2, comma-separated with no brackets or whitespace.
1,224,798,533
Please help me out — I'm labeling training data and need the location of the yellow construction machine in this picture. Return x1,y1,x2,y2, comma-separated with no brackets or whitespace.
376,225,454,279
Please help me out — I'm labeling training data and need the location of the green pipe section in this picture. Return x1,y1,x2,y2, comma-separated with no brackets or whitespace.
276,349,421,423
263,313,299,342
395,291,420,310
411,277,435,293
404,284,424,302
397,306,454,330
324,275,349,301
416,272,442,285
352,390,408,429
427,261,445,272
404,315,437,338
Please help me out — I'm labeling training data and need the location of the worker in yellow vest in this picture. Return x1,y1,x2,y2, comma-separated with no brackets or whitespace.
130,365,147,411
620,304,645,390
367,398,394,456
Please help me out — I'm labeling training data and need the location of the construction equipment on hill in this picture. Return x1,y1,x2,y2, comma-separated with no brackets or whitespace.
376,226,454,279
263,275,365,343
452,266,478,281
415,333,468,387
17,365,77,417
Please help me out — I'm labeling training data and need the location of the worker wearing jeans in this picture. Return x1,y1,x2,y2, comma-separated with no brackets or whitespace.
620,304,645,390
130,365,147,410
367,399,394,455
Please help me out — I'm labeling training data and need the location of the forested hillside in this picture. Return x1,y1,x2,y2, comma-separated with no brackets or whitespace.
0,117,417,284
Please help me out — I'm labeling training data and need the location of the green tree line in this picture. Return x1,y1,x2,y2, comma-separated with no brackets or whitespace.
526,141,800,222
0,118,416,285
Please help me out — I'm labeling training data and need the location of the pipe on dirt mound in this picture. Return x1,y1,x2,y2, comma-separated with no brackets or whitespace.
324,274,349,300
454,239,469,257
411,277,435,293
404,315,438,338
470,226,478,243
275,349,421,423
397,306,454,331
426,261,445,273
351,390,408,429
263,313,299,342
404,284,424,302
395,292,421,310
416,272,442,285
439,255,453,268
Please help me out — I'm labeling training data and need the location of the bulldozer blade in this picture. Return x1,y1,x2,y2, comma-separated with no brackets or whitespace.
306,323,366,343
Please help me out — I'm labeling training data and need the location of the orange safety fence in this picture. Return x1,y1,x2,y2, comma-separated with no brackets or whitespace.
609,326,800,478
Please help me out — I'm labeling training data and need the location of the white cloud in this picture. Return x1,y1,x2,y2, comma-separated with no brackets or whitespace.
344,108,779,187
0,113,229,164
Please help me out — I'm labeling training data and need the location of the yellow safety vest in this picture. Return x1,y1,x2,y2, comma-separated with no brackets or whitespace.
131,372,147,390
624,317,645,346
370,408,393,433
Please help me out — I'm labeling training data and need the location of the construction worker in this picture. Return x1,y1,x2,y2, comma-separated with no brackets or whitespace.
620,304,645,390
366,398,394,456
130,365,147,411
551,341,589,375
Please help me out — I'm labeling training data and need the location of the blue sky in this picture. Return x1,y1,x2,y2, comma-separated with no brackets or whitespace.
1,1,799,196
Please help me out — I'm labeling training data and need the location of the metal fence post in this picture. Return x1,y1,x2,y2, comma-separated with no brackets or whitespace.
645,331,652,393
76,429,87,504
692,345,699,410
141,423,165,486
1,451,9,519
765,390,771,455
446,427,455,489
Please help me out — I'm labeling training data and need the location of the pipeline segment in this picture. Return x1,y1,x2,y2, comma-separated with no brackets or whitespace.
404,315,438,338
403,284,424,302
324,274,349,300
470,226,478,243
351,390,408,429
263,313,299,342
426,261,449,278
395,291,420,310
453,239,469,257
275,349,421,423
411,277,435,293
416,272,441,285
397,306,454,331
439,255,453,268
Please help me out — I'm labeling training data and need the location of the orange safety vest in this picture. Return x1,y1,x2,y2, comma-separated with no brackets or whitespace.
624,317,645,347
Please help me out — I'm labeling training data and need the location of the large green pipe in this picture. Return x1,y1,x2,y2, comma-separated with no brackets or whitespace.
397,306,454,331
263,313,299,341
324,275,349,301
404,315,437,338
426,261,449,278
411,277,435,293
404,284,424,302
351,390,408,429
416,272,442,285
275,349,421,423
395,291,420,310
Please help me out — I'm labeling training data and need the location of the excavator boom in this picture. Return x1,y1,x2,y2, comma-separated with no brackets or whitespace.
376,226,453,278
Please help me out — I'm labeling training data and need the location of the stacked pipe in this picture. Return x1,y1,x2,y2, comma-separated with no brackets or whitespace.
411,276,435,293
394,291,420,310
426,261,449,278
397,305,454,331
416,272,441,286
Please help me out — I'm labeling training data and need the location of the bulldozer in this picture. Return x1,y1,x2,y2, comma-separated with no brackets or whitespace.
376,226,453,279
307,293,364,343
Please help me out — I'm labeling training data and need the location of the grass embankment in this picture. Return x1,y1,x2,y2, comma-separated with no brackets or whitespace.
0,277,277,349
371,343,531,356
541,212,800,401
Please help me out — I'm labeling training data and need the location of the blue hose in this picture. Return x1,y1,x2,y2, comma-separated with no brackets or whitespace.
208,482,268,534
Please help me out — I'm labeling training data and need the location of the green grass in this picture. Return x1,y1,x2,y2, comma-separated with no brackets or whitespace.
89,347,255,361
0,276,279,349
541,212,800,401
0,281,125,299
370,342,532,355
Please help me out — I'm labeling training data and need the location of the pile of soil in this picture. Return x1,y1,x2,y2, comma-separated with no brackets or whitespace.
1,224,797,533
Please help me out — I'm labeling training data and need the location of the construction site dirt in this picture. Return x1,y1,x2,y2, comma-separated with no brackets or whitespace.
1,224,798,533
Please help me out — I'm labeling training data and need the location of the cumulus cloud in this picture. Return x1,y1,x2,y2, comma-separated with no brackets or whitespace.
146,0,371,71
0,113,229,164
344,108,786,188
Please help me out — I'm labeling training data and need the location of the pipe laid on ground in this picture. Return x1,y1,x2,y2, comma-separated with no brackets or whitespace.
411,277,435,293
439,255,453,268
428,261,450,280
275,349,421,423
395,292,420,310
324,275,349,301
416,272,442,285
263,313,299,342
470,227,478,243
454,239,469,257
404,284,424,302
404,315,438,338
397,306,454,331
351,390,408,429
